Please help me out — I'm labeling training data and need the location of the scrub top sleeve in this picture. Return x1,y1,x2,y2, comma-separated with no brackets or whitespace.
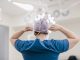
51,39,69,53
14,39,32,52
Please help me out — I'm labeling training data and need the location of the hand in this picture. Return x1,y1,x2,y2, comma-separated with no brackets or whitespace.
22,27,33,32
49,24,63,32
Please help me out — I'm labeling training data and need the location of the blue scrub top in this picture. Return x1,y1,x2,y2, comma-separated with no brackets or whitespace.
14,38,69,60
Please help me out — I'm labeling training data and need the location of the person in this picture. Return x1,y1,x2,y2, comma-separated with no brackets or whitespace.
10,19,80,60
68,55,78,60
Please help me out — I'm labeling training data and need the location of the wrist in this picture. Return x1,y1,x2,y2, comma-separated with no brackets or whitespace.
58,26,64,31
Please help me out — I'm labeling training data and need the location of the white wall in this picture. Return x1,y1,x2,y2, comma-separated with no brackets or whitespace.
9,27,23,60
57,19,80,60
0,12,26,27
0,25,9,60
9,18,80,60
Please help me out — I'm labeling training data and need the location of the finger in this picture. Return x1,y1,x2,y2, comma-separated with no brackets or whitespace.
49,28,57,31
26,29,32,31
51,25,55,27
27,28,33,31
49,27,54,29
49,27,55,30
26,27,33,30
26,27,32,28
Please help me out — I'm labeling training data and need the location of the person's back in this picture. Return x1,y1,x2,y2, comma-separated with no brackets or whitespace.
15,38,69,60
10,17,80,60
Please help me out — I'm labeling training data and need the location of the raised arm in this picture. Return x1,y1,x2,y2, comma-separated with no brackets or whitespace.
10,27,33,45
49,24,80,49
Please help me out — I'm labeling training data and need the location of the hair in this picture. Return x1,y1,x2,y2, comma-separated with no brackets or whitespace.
68,55,78,60
34,31,48,36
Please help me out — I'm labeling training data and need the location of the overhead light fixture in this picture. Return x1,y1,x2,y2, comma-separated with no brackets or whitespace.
12,2,34,11
8,0,12,2
35,12,56,25
62,10,69,16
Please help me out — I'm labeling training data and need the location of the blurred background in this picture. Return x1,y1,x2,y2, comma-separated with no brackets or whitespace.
0,0,80,60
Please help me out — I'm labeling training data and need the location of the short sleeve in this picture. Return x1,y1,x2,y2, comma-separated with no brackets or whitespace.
51,39,69,53
14,39,33,52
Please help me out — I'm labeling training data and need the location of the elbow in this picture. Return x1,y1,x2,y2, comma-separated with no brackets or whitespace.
69,36,79,39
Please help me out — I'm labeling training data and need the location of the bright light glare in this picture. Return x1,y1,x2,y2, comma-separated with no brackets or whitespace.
12,2,34,11
47,14,56,24
8,0,12,2
35,13,56,24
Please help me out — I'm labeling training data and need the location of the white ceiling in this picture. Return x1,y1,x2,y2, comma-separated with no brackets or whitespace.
0,0,80,27
0,0,80,16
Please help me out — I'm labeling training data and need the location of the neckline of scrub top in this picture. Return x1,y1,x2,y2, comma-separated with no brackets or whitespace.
25,38,54,52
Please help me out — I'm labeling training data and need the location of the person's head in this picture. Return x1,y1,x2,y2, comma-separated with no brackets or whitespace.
34,18,49,40
68,55,78,60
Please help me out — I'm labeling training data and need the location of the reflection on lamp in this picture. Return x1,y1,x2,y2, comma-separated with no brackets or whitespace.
53,9,70,17
53,10,60,17
62,10,69,16
12,2,34,11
